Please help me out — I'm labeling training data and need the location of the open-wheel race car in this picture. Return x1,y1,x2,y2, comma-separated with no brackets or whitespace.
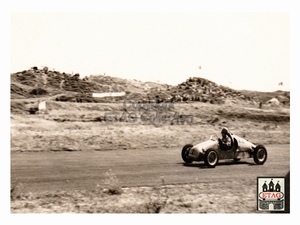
181,133,267,168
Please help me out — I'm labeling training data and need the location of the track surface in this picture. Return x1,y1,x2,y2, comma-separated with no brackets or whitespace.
11,145,290,193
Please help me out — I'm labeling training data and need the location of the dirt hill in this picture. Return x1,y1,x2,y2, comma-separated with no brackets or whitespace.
11,66,290,114
10,66,172,102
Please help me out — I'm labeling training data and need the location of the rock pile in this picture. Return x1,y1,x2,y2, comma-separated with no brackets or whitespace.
167,77,252,103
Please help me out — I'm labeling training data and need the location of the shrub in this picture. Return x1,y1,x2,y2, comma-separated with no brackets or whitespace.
29,107,38,114
102,169,123,195
43,66,48,73
11,179,21,201
29,88,48,95
144,178,169,213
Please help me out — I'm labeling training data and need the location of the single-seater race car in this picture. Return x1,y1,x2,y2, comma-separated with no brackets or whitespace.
181,133,267,168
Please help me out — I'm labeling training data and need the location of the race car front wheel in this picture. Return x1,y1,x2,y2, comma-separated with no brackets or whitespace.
204,150,219,168
253,145,267,165
181,144,194,163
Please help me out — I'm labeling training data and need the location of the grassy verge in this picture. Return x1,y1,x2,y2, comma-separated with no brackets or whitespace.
11,179,258,213
11,101,290,152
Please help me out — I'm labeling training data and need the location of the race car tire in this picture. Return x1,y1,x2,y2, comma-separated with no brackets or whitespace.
181,144,193,163
204,150,219,168
253,145,267,165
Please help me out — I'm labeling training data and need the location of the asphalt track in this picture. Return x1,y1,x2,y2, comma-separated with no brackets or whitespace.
11,144,290,193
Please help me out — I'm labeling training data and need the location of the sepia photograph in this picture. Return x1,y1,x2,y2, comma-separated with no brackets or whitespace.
7,0,298,223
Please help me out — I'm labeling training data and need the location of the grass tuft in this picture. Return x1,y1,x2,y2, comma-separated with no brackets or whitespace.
102,169,123,195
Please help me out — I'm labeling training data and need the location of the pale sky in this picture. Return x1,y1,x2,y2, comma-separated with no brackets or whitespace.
10,12,290,92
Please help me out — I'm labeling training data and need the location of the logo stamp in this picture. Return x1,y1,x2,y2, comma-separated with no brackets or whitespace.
257,177,285,211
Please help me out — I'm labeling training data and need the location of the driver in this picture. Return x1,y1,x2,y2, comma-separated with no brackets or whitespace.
218,127,233,151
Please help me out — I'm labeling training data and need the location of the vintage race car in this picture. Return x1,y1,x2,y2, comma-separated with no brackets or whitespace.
181,133,267,168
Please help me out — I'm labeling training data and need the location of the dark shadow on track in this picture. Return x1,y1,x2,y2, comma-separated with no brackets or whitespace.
178,160,256,168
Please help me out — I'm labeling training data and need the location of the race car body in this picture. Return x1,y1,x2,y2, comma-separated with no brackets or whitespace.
181,133,267,168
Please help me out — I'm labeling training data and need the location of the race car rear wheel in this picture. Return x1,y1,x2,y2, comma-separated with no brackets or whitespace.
204,150,219,168
181,144,193,163
253,145,267,165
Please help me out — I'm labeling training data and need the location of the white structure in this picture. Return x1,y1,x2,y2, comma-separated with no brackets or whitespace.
266,98,280,106
38,101,46,110
92,92,126,98
37,101,47,114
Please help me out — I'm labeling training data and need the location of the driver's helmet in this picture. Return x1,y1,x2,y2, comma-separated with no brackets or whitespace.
221,127,229,135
